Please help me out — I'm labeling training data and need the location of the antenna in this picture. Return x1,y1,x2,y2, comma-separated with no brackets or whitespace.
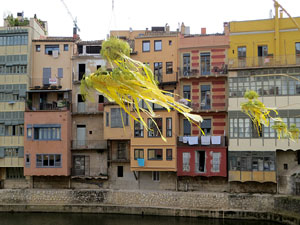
60,0,80,34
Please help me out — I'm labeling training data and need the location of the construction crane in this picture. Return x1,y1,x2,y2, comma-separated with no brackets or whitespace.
60,0,80,35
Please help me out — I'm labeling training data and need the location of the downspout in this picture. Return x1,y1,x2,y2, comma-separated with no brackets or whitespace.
274,1,280,62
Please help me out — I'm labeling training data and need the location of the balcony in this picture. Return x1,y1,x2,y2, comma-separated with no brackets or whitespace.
71,140,107,150
29,78,62,90
177,135,227,147
72,102,104,114
228,55,300,69
178,65,228,79
191,101,227,112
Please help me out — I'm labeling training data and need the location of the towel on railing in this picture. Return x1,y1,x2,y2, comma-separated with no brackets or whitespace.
183,136,188,143
188,136,198,145
201,135,211,145
211,136,221,145
137,158,145,166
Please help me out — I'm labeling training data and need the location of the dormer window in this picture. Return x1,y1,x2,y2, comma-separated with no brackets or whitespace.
86,45,101,54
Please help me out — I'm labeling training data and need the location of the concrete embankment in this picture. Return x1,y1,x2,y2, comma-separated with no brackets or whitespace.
0,189,299,225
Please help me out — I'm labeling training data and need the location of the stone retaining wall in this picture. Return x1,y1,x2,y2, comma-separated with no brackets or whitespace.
0,189,299,225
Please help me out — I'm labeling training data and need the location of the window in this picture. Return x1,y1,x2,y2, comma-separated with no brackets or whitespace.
5,125,23,136
212,152,221,172
201,119,211,135
98,95,104,103
238,46,246,58
25,154,30,167
154,40,162,51
166,62,173,74
152,171,160,181
106,112,109,127
111,108,129,128
117,166,123,177
78,64,86,80
284,163,288,170
296,43,300,55
183,119,191,136
183,53,190,76
142,41,150,52
148,149,163,160
183,85,191,103
117,142,126,159
6,167,24,179
154,62,162,83
36,154,61,168
33,125,61,140
166,149,172,160
166,118,172,137
196,151,206,173
201,85,211,110
4,148,18,157
36,45,41,52
134,149,144,160
148,118,162,137
134,119,144,137
169,40,172,46
64,44,69,51
182,152,190,172
45,45,59,55
58,68,63,78
86,45,101,54
200,52,210,75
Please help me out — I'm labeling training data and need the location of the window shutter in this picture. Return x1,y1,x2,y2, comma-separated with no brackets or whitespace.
0,148,4,158
18,147,24,158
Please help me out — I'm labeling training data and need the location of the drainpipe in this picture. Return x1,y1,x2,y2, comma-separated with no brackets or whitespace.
274,1,280,62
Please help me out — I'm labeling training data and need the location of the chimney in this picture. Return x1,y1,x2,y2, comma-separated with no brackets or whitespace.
165,23,170,32
17,12,24,21
180,22,185,34
223,22,229,36
201,27,206,35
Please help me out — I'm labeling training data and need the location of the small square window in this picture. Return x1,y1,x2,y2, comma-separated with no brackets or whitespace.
36,45,41,52
154,40,162,51
284,163,288,170
89,131,92,134
64,44,69,51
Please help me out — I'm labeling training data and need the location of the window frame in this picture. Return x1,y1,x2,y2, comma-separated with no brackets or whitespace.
166,117,172,137
142,40,150,52
134,119,144,137
166,62,173,74
36,154,62,168
134,149,144,160
148,149,163,160
36,45,41,52
154,40,162,51
152,171,160,181
166,149,172,161
64,44,69,51
148,118,163,137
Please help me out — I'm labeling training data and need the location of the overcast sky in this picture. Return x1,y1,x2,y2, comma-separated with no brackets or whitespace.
1,0,300,40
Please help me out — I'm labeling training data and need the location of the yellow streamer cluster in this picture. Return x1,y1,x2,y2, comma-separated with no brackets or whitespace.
80,38,203,141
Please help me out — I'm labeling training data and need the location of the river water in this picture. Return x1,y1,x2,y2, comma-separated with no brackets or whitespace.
0,213,282,225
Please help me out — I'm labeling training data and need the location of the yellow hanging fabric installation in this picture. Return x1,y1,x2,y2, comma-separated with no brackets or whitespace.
80,38,203,141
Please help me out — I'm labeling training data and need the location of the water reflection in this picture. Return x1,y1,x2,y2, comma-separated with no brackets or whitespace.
0,213,281,225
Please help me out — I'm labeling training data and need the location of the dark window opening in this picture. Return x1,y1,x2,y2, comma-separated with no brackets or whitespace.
201,85,211,110
284,163,288,170
166,62,173,74
78,45,83,54
197,151,206,172
77,94,85,103
79,64,86,80
97,65,101,70
98,95,104,103
117,166,123,177
36,45,41,52
201,119,211,135
183,119,191,136
297,151,300,165
86,45,101,54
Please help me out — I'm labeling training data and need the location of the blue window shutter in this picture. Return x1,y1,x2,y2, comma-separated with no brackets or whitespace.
43,68,51,85
58,68,63,78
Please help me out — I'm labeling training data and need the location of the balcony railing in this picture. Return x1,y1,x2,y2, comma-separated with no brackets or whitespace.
228,55,300,69
177,135,227,147
191,101,227,112
29,78,62,89
72,102,104,113
26,101,71,111
178,65,228,79
71,140,107,150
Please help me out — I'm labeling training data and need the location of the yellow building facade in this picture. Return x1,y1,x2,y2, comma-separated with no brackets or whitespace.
228,12,300,193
